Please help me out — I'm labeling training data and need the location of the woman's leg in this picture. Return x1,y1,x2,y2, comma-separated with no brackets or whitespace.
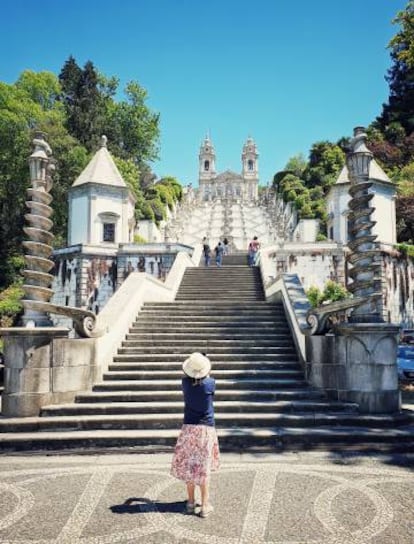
199,480,214,517
200,481,209,507
186,482,195,504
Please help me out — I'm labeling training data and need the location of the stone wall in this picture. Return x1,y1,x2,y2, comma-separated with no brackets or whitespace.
50,243,193,331
117,244,193,286
264,243,345,292
381,247,414,327
264,243,414,328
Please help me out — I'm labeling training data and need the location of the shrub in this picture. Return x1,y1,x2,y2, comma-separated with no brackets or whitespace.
395,243,414,259
307,286,323,308
323,280,349,303
0,282,24,326
306,280,349,308
133,234,147,244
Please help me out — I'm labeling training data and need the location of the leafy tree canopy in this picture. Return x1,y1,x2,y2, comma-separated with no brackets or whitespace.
0,58,179,289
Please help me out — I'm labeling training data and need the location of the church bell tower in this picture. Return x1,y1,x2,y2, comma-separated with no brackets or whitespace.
199,135,216,183
242,137,259,200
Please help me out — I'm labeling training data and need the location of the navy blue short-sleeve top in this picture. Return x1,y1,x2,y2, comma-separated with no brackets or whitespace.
182,376,215,426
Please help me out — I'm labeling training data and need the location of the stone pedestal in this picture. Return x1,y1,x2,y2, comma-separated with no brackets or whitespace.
306,323,401,414
1,328,70,417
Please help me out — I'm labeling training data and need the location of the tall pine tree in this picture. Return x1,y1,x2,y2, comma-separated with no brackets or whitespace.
59,58,104,151
377,1,414,135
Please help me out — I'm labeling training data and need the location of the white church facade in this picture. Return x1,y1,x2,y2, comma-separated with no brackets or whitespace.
198,136,259,202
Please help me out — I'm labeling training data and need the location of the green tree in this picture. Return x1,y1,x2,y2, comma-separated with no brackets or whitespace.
304,141,345,190
285,153,307,177
61,60,105,150
106,81,160,165
377,1,414,134
272,142,344,231
0,72,70,285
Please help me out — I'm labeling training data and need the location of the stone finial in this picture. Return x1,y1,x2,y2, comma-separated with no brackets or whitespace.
31,131,52,158
349,126,372,155
346,126,373,180
100,135,108,148
28,132,53,189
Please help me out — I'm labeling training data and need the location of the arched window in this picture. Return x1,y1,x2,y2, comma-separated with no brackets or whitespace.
204,160,210,171
248,159,254,171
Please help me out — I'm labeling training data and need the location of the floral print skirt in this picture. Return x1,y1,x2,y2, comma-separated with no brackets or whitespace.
171,424,220,485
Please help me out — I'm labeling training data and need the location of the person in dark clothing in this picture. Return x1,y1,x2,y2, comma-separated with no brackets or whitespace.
171,352,220,518
202,237,211,267
214,242,224,267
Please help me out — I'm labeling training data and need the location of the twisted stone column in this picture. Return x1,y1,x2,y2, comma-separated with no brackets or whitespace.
346,127,383,323
306,127,400,413
22,132,55,326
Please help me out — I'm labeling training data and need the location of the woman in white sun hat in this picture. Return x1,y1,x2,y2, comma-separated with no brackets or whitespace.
171,352,220,518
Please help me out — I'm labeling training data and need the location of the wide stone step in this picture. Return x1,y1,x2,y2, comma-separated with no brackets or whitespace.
180,274,260,278
130,322,288,330
176,289,263,294
175,296,265,302
175,297,265,302
139,309,284,316
75,389,326,403
178,280,263,286
133,316,283,324
1,425,413,453
2,413,412,433
41,399,360,416
180,273,261,276
179,275,262,280
93,378,307,391
108,360,301,371
145,302,280,308
125,333,289,341
113,353,298,362
122,338,294,347
102,369,303,381
117,346,296,355
183,268,257,273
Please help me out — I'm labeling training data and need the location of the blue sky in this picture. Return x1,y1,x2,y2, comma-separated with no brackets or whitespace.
0,0,407,186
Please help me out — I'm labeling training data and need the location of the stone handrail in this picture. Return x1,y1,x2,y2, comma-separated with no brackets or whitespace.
263,273,311,366
304,294,383,335
258,247,310,365
92,247,201,380
22,300,104,338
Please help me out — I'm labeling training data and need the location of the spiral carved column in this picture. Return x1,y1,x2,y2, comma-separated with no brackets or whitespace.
21,132,55,326
346,127,383,323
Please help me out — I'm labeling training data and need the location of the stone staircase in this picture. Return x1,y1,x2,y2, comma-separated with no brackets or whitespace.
0,264,414,453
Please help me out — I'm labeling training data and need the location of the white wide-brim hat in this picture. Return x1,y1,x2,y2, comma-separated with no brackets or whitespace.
183,352,211,379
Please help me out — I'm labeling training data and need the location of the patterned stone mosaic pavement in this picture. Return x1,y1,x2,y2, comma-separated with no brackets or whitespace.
0,452,413,544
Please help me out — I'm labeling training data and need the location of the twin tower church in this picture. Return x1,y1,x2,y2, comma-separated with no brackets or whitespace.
198,135,259,202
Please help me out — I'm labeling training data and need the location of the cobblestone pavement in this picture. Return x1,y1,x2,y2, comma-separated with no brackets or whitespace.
0,452,413,544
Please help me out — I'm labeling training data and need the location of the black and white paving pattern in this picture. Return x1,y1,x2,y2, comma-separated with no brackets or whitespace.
0,452,413,543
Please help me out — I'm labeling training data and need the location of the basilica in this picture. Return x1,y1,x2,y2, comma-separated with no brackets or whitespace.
198,136,259,201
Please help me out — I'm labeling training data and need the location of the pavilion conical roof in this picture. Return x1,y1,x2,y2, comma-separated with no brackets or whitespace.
72,135,126,188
